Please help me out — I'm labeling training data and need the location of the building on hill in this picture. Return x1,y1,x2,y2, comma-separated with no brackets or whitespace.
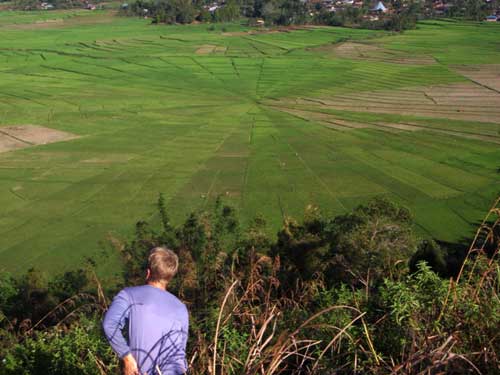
371,1,387,13
41,2,54,9
485,15,498,21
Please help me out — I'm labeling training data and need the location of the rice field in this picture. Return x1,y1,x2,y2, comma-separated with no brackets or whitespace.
0,11,499,274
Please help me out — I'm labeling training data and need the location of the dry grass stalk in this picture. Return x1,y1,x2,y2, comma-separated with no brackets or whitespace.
213,280,239,375
25,292,98,335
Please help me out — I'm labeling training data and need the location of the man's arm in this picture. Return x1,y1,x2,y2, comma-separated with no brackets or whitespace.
102,289,132,359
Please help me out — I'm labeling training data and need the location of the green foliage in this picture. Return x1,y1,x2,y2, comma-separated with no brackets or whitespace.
2,316,118,375
213,0,240,22
11,0,89,10
218,326,249,373
12,0,38,10
313,9,344,26
464,0,489,20
381,262,448,327
384,2,420,31
272,206,329,282
123,0,423,29
48,270,90,301
0,274,17,315
197,7,211,22
409,239,448,276
326,197,415,285
11,268,57,323
130,0,196,24
1,197,499,374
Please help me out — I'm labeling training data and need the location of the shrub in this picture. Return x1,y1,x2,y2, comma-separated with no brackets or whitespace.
2,316,117,375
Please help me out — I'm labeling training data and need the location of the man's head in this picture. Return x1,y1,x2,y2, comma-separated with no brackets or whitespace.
146,247,179,287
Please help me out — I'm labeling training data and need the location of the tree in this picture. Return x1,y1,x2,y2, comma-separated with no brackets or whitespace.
325,197,416,285
409,239,448,276
214,0,241,22
12,268,57,324
0,273,18,319
48,269,89,301
277,0,308,25
13,0,38,10
464,0,488,20
174,0,196,23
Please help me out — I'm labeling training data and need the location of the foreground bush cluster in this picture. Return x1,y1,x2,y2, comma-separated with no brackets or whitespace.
0,196,499,374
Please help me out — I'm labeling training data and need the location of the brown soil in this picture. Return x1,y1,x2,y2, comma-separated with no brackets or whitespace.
3,12,116,30
195,44,227,55
268,69,500,142
0,125,78,154
222,25,313,37
0,134,27,153
271,104,500,143
81,155,133,164
8,18,65,30
453,65,500,92
374,122,421,132
268,106,372,131
283,81,500,124
316,42,436,65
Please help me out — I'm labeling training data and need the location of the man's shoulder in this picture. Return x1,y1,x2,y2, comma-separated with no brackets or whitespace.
165,291,188,315
123,286,187,312
122,285,148,293
118,285,144,298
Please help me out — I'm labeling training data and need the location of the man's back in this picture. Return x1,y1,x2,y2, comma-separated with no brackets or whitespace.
103,285,189,375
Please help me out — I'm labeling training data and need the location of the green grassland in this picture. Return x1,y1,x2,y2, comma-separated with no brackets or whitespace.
0,11,499,274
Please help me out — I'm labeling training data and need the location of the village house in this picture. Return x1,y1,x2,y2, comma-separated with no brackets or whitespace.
371,1,388,14
40,2,54,10
204,3,220,13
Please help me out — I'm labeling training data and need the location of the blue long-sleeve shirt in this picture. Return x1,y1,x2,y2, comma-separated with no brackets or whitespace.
103,285,189,375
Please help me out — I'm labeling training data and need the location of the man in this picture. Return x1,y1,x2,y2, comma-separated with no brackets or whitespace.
103,247,189,375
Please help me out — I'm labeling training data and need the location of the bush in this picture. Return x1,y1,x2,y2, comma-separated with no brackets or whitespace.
2,316,118,375
409,239,448,276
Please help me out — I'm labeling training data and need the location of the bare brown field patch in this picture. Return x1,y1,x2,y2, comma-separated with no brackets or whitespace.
222,25,312,37
81,154,133,164
0,125,78,154
270,106,372,130
288,82,500,124
0,134,27,153
375,122,422,132
219,152,249,158
5,18,64,30
195,44,227,55
3,12,117,30
316,42,435,65
453,64,500,92
224,190,241,197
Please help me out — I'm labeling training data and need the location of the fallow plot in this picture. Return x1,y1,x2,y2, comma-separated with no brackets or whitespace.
321,41,436,65
303,83,500,124
0,125,78,153
453,64,500,92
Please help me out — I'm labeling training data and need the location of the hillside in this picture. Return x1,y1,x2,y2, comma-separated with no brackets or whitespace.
1,196,499,374
0,12,499,275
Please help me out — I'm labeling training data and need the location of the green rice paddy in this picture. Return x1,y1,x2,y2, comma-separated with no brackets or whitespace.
0,11,499,274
